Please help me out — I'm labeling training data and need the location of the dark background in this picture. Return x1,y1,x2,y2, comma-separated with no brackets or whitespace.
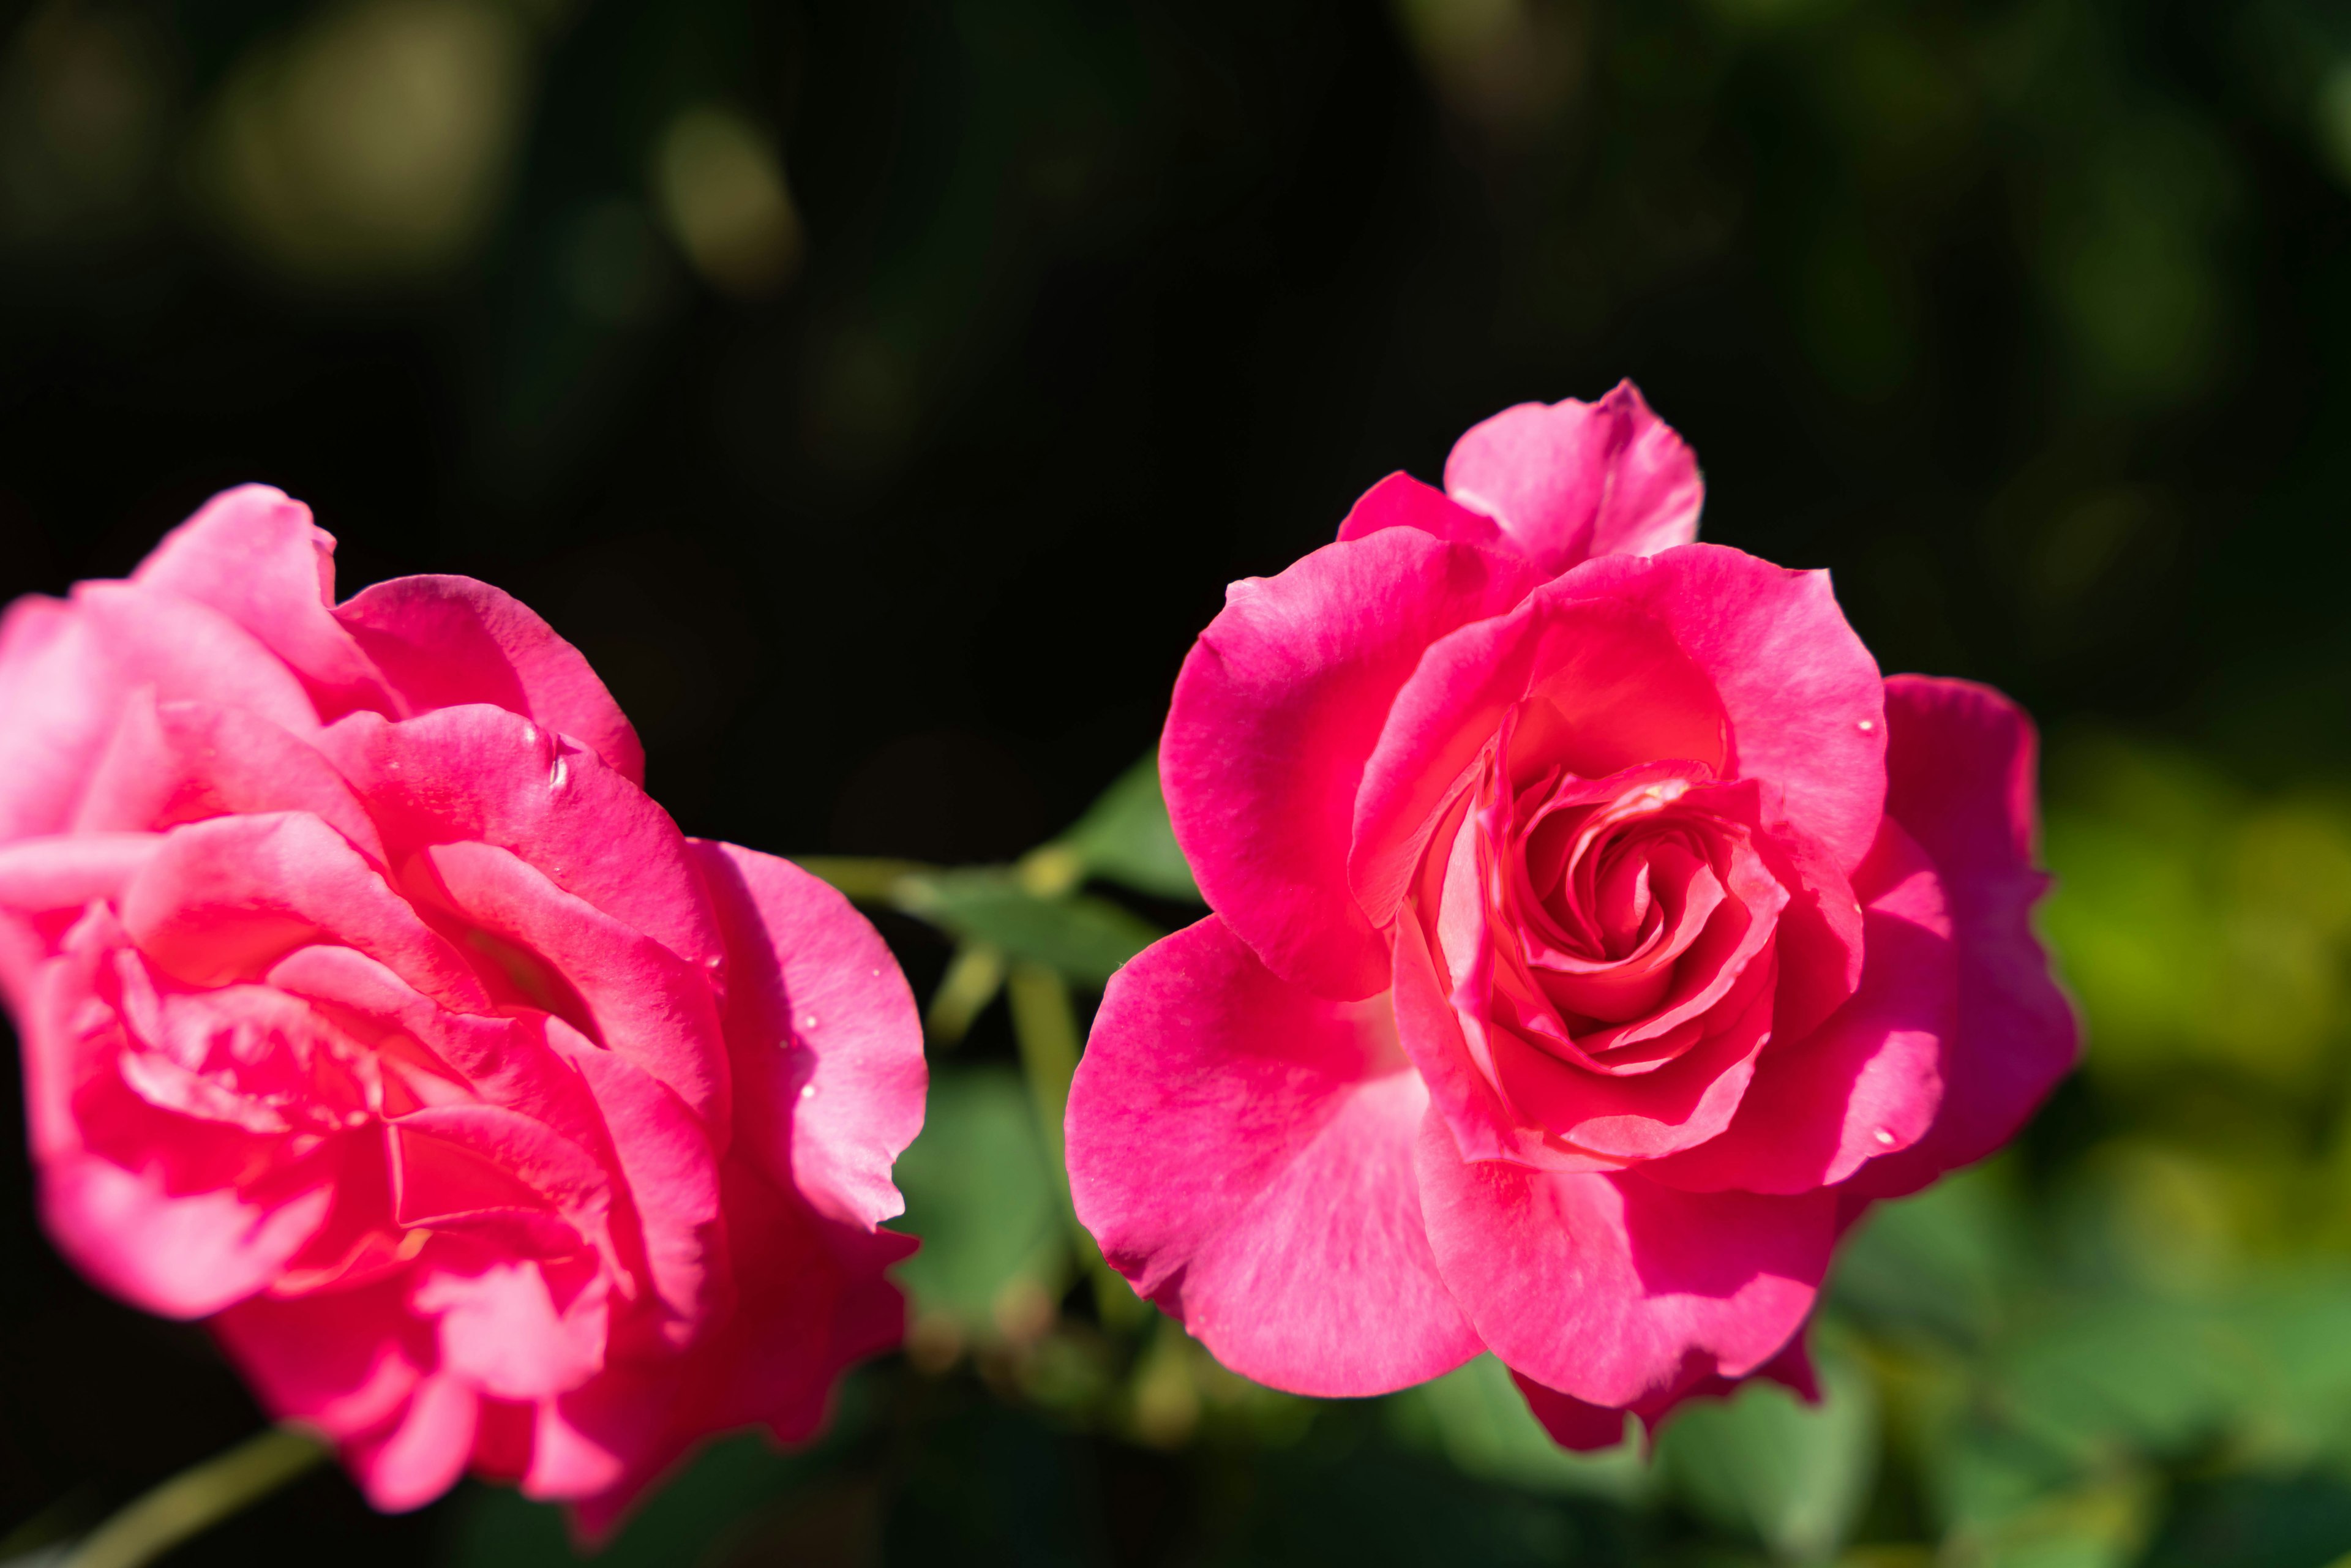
6,0,2351,1563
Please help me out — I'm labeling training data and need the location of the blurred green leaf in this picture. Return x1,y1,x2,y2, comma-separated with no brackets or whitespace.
892,1066,1066,1335
894,868,1160,987
1657,1340,1878,1564
1831,1165,2022,1348
1058,752,1201,902
1391,1354,1655,1506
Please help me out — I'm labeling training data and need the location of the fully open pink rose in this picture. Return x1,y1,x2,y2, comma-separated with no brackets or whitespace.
1066,383,2076,1439
0,488,926,1525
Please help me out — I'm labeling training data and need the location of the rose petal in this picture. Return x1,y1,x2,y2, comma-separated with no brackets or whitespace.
1847,677,2077,1196
403,839,729,1130
74,694,384,861
1334,471,1507,549
0,583,321,844
689,840,925,1230
320,706,719,973
1646,819,1954,1195
1068,917,1480,1395
130,485,389,720
1553,546,1886,872
121,812,488,1010
1163,530,1542,999
336,575,646,786
214,1276,430,1436
344,1372,479,1512
1442,381,1703,572
1352,588,1729,936
1414,1111,1835,1406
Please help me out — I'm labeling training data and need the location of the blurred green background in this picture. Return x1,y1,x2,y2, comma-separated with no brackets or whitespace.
4,0,2351,1563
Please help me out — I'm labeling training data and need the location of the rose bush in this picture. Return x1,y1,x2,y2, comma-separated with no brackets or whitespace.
0,488,926,1525
1066,384,2077,1442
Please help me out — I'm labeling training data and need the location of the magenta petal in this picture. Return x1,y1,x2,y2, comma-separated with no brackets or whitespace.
1849,677,2077,1196
75,694,386,863
1510,1333,1819,1451
215,1278,429,1438
1556,546,1887,872
1068,917,1480,1395
689,841,926,1229
1163,530,1542,999
1414,1112,1834,1406
1442,381,1703,573
1334,472,1507,549
0,584,321,845
1646,820,1954,1195
335,575,646,786
321,706,721,974
42,1150,334,1318
130,485,389,719
404,840,730,1131
539,1018,724,1346
345,1373,479,1512
121,812,489,1010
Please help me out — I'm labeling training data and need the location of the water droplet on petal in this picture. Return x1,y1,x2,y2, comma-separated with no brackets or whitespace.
800,1084,817,1099
1873,1127,1896,1146
802,1015,819,1029
1858,719,1875,733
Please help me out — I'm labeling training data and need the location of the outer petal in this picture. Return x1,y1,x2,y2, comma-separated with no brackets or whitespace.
42,1151,334,1319
0,583,321,843
1646,820,1954,1195
1414,1112,1835,1407
1556,546,1887,872
335,575,646,786
1848,677,2077,1196
1442,381,1703,572
344,1373,479,1512
1511,1335,1820,1452
320,706,719,973
215,1276,432,1438
1333,472,1507,549
130,485,389,720
1163,530,1542,999
1068,917,1480,1395
689,841,926,1230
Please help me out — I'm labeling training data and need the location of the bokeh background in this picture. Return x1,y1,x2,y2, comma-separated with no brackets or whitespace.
4,0,2351,1562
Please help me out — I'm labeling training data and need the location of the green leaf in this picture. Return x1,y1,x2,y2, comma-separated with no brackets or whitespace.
1830,1163,2023,1348
1657,1338,1880,1563
894,868,1161,986
1060,753,1201,902
892,1067,1067,1333
1390,1354,1656,1505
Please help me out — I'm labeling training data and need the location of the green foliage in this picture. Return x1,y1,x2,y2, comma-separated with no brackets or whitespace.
1057,754,1201,902
893,1067,1068,1341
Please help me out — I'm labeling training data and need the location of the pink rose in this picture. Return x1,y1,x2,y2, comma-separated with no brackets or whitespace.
0,488,927,1525
1065,384,2076,1440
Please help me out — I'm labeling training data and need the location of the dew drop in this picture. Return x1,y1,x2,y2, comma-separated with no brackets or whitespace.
802,1014,819,1029
800,1084,817,1099
1872,1127,1896,1146
1858,719,1875,733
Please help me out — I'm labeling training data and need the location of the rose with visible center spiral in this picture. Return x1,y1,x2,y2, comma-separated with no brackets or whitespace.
1065,384,2075,1439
